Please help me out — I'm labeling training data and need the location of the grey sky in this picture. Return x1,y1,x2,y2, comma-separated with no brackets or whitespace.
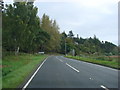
4,0,119,45
34,0,118,45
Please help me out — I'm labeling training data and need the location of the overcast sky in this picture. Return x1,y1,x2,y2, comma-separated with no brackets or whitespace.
34,0,119,45
4,0,119,45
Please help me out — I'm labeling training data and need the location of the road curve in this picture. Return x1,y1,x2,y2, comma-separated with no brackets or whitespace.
23,56,118,89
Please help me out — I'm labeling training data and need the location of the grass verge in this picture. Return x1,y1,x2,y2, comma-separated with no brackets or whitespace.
2,53,48,88
65,55,119,69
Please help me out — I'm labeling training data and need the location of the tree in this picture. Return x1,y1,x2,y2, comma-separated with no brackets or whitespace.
41,14,61,53
2,1,50,54
2,1,118,56
60,31,67,54
68,30,74,38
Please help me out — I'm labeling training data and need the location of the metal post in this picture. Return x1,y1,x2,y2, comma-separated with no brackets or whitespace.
65,39,66,56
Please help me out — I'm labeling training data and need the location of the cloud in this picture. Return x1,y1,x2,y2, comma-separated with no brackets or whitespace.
4,0,118,45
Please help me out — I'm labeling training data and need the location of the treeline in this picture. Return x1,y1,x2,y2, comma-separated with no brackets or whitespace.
60,31,118,56
2,1,118,56
2,1,60,55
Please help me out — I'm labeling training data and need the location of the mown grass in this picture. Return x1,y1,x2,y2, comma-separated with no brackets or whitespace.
65,55,119,69
2,53,48,88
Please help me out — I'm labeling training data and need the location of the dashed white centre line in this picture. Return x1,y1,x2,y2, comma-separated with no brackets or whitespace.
100,85,109,90
56,57,79,72
60,60,63,62
89,78,92,80
66,63,79,73
56,57,63,62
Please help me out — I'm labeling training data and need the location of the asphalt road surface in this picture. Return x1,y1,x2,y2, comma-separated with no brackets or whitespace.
24,56,118,89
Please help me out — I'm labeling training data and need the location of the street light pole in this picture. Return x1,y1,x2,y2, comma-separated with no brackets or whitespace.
65,39,66,56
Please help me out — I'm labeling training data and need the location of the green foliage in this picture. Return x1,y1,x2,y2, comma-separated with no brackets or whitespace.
59,31,118,56
2,1,118,56
59,32,67,54
2,1,60,54
68,30,74,38
41,14,61,53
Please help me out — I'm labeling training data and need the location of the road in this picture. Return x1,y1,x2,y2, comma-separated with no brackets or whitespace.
23,56,118,89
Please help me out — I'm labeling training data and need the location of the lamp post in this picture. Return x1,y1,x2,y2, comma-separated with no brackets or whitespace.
65,39,66,56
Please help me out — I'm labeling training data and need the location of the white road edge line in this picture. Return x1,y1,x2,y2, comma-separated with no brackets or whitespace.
100,85,109,90
66,63,79,73
22,57,48,90
56,57,63,62
63,56,118,72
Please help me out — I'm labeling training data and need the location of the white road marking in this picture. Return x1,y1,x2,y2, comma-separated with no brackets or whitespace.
22,57,48,90
63,57,118,72
60,59,63,62
56,57,63,62
66,63,79,72
84,61,118,71
100,85,109,90
89,78,92,80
